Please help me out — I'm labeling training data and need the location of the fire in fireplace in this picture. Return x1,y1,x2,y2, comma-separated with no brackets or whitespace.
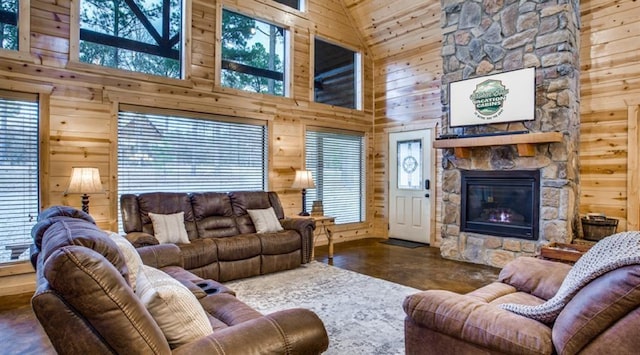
460,170,540,240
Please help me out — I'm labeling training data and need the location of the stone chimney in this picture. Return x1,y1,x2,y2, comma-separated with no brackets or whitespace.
438,0,581,267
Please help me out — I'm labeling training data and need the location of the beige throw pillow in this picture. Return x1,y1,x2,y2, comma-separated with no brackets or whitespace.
148,212,190,244
248,207,284,233
108,232,143,291
136,265,213,348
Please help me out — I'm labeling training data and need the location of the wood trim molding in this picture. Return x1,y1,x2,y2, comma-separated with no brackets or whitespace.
627,105,640,230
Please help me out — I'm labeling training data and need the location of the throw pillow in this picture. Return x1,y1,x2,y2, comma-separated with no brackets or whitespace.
108,232,143,291
248,207,284,233
136,265,213,348
148,212,190,244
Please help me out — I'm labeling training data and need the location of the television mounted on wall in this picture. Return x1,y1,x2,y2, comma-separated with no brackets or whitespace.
449,67,535,128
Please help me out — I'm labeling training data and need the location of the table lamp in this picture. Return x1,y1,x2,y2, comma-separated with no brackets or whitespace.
291,170,315,216
64,167,104,214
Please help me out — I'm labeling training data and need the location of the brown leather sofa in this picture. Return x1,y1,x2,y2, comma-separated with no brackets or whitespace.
120,191,315,282
403,256,640,354
31,206,329,354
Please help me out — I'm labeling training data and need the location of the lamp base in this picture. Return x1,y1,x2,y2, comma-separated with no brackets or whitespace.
81,194,90,214
298,211,310,216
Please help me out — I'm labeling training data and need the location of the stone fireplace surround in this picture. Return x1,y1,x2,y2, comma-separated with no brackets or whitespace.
438,0,581,267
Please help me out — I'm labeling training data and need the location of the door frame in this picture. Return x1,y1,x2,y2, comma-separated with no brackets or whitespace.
384,121,438,245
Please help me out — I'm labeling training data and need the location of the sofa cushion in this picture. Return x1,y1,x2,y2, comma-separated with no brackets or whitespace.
179,238,218,270
148,212,190,244
136,265,213,348
216,234,261,261
192,192,239,238
259,230,300,255
229,191,273,234
248,207,284,234
109,232,144,291
138,192,197,239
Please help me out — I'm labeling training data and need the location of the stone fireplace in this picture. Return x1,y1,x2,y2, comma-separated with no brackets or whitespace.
438,0,581,267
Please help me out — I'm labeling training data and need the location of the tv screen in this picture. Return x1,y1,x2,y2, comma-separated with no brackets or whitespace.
449,67,535,128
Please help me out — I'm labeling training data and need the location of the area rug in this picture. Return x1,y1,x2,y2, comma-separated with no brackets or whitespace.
380,238,428,248
224,261,420,354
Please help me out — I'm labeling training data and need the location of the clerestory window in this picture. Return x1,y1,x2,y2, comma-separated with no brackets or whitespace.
0,0,19,50
273,0,303,11
314,38,361,110
79,0,183,78
220,9,287,96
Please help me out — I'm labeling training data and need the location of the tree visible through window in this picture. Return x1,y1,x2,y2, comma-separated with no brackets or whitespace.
0,91,39,264
79,0,182,78
0,0,19,50
221,9,286,96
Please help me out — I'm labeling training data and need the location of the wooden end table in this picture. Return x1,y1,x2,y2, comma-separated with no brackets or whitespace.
290,215,335,259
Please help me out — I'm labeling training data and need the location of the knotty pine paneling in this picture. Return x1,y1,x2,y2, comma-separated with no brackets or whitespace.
580,0,640,231
0,0,373,253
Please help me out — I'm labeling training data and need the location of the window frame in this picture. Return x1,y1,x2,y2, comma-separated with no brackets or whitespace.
304,126,366,225
215,4,292,98
69,0,191,83
0,0,31,61
311,35,363,111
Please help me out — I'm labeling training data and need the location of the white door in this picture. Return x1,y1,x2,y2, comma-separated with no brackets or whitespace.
389,130,432,243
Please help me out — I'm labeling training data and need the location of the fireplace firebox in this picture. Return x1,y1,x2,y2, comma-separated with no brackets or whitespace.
460,170,540,240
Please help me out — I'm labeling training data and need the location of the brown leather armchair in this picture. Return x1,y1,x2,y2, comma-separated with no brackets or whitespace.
404,255,640,354
31,206,329,355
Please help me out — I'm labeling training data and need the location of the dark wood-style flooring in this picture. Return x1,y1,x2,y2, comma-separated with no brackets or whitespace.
0,238,500,354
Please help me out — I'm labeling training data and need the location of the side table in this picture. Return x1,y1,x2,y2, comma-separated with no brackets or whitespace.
290,215,335,259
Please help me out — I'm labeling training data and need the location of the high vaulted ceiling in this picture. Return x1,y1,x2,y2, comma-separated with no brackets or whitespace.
342,0,442,60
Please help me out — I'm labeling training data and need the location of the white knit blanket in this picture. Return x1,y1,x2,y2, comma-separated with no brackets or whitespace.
500,232,640,324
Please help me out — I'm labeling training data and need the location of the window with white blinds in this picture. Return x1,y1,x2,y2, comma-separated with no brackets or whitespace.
305,128,364,224
0,91,39,264
118,106,268,215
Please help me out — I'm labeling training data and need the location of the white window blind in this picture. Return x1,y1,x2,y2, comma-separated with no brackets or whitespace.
118,106,268,204
0,91,39,264
305,128,365,224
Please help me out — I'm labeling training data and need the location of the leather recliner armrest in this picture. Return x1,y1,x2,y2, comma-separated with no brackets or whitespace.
403,290,553,354
172,308,329,355
124,231,159,248
280,218,316,263
498,257,572,301
137,244,183,269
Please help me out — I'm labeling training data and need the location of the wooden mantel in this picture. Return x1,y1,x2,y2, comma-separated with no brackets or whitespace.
432,131,563,158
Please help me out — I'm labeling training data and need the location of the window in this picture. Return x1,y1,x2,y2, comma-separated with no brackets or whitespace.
273,0,303,11
305,128,365,224
314,38,361,109
79,0,183,78
0,90,39,264
118,107,268,228
0,0,19,50
221,9,287,96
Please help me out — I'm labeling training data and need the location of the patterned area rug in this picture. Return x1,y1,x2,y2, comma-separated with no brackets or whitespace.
225,261,420,354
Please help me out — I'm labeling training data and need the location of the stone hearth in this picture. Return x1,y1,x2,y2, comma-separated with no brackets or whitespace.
438,0,581,267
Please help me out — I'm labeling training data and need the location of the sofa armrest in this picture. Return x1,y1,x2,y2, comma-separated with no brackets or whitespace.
172,308,329,355
124,231,159,248
404,290,553,354
137,244,183,269
280,218,316,264
498,257,572,300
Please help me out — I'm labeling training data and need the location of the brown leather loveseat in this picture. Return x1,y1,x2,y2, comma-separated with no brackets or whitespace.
31,206,329,354
403,247,640,354
120,191,315,282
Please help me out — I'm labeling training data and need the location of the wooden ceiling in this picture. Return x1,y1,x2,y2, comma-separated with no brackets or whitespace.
342,0,442,61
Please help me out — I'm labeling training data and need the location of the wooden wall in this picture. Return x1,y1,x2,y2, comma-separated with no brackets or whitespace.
343,0,444,241
0,0,374,296
579,0,640,232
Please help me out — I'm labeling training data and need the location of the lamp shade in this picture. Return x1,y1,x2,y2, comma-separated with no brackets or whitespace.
64,167,104,195
291,170,316,189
